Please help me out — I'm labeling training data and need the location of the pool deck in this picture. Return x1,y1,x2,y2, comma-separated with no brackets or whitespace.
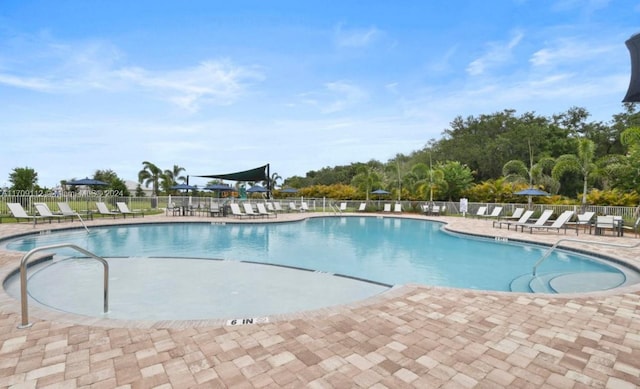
0,212,639,388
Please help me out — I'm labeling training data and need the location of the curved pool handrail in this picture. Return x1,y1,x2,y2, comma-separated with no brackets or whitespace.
18,243,109,329
532,238,640,276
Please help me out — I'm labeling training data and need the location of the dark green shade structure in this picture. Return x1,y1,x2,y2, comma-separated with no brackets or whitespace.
623,33,640,103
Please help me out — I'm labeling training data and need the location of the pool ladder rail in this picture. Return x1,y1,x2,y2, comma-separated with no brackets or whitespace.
17,243,109,329
532,238,640,276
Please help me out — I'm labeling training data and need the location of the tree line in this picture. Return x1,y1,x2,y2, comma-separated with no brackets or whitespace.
5,104,640,206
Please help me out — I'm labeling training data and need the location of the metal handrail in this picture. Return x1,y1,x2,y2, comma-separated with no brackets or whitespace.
532,238,640,276
18,243,109,328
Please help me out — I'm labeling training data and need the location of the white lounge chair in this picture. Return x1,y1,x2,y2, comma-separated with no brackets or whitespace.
479,206,503,219
515,209,554,232
502,208,524,221
383,203,391,212
288,202,299,212
96,202,122,218
473,206,487,218
493,210,534,229
358,202,366,212
229,203,248,218
243,203,261,218
520,210,576,234
568,211,595,232
273,202,284,213
339,202,347,212
256,203,276,218
393,203,402,213
35,203,69,223
116,202,144,218
7,203,47,225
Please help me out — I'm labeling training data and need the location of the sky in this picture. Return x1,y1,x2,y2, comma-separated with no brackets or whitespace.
1,0,639,189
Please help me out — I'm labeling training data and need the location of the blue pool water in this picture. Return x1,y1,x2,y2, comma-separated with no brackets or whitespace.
4,216,634,293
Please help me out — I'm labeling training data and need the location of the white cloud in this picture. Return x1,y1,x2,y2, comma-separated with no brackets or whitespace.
466,31,524,76
300,81,368,113
530,38,617,67
334,25,381,48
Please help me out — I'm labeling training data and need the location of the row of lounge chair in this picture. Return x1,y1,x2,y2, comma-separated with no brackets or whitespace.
6,201,143,224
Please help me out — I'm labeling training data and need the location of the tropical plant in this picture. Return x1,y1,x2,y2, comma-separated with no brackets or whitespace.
138,161,163,196
351,165,382,201
551,138,596,207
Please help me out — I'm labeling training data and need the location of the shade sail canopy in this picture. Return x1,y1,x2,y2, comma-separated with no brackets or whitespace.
196,164,269,182
66,178,108,186
623,33,640,102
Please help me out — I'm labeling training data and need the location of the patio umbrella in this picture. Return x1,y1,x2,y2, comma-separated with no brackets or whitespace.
170,183,197,191
66,178,108,186
203,184,236,199
371,189,390,208
280,188,298,193
515,188,550,208
247,185,269,193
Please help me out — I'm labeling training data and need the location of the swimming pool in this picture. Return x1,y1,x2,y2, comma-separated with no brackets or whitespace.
3,216,638,320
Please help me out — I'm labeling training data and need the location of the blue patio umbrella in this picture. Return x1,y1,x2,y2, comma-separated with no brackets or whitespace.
66,178,108,186
515,188,550,208
371,189,390,208
280,188,298,193
246,185,269,193
170,183,197,191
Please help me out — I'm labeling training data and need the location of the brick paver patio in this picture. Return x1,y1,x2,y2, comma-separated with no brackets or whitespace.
0,212,638,388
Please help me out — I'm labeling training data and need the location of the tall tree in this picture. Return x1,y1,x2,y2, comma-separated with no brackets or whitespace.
351,165,382,201
9,167,38,190
138,161,163,196
552,138,596,207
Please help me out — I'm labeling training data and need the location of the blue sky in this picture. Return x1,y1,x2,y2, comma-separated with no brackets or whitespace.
1,1,639,189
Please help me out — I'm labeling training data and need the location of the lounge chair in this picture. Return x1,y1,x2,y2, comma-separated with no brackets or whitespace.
502,208,524,221
209,203,222,217
393,203,402,213
300,202,310,212
339,202,347,212
472,206,487,218
383,203,391,212
7,203,47,225
357,202,366,212
266,202,276,213
34,203,71,223
243,203,261,218
166,202,181,216
515,209,554,232
520,210,576,234
256,203,276,218
288,202,299,212
96,202,122,218
493,210,534,229
568,211,595,232
116,202,144,218
229,203,248,218
479,206,502,219
273,202,285,213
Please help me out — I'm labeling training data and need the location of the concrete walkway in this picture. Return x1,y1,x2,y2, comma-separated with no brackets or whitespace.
0,212,638,388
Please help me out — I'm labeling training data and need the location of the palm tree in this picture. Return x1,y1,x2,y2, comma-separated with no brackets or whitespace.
552,138,596,207
164,165,187,186
269,172,282,190
138,161,163,196
351,165,382,201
